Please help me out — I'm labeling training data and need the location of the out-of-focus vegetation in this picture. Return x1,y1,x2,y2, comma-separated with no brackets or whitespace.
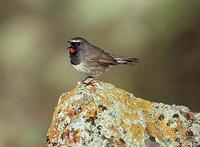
0,0,199,146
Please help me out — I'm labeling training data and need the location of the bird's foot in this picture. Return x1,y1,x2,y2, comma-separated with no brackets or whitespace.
82,76,95,86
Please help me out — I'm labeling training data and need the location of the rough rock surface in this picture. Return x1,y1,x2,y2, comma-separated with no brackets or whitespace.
45,81,200,147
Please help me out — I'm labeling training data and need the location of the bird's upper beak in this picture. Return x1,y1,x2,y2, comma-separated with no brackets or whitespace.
67,40,72,49
67,40,72,44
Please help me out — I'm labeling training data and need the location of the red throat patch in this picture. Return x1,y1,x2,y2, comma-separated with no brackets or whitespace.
69,47,76,53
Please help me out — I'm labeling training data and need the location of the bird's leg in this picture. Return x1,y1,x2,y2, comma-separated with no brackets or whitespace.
82,76,95,86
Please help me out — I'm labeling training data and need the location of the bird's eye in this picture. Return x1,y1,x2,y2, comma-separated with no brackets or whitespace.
71,42,80,48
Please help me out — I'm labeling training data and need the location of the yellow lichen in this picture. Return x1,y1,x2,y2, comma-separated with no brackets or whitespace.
159,121,176,139
110,88,131,105
117,118,123,126
142,110,153,122
87,100,95,108
86,109,97,118
122,111,137,121
136,99,152,111
123,95,136,108
98,93,111,106
118,119,131,131
122,93,133,104
129,113,137,121
130,124,145,140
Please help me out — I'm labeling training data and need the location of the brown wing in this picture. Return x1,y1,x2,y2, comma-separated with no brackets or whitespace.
86,47,118,66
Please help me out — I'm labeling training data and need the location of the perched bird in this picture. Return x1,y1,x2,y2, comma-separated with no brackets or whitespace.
67,37,139,83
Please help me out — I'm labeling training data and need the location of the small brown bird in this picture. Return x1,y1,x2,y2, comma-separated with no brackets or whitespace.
67,37,139,84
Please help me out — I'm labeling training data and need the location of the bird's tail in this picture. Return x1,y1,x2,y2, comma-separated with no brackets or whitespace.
114,57,140,65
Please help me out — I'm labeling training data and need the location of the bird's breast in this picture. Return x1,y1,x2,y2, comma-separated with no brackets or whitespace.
72,62,91,75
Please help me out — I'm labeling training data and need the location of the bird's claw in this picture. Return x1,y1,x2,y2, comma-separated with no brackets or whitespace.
82,76,95,86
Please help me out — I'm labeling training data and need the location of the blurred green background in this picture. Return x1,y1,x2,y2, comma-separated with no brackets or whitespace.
0,0,199,146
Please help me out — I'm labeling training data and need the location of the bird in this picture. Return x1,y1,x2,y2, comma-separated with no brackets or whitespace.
67,37,139,84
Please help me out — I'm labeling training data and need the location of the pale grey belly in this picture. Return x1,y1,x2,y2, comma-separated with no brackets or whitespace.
72,62,108,77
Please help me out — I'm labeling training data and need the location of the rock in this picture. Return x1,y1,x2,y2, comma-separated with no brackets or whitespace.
45,81,200,147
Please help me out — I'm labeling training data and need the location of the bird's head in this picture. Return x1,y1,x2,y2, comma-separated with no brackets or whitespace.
68,37,88,49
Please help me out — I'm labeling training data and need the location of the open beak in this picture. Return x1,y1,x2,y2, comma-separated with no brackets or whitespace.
66,40,72,49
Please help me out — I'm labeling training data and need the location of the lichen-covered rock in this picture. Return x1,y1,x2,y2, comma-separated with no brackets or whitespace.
45,81,200,147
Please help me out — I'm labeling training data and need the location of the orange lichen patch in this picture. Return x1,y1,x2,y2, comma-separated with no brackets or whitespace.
89,86,96,93
187,112,195,120
74,129,79,134
98,94,111,106
74,136,81,143
73,129,81,143
86,109,97,118
146,120,177,141
130,124,145,140
159,121,176,139
129,113,137,121
64,109,77,118
61,129,81,145
66,138,73,144
78,103,85,111
47,127,59,140
63,130,70,137
46,112,61,140
176,123,187,140
136,99,152,111
146,122,162,139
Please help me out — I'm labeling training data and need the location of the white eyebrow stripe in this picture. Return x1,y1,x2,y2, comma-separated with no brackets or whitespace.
69,40,82,43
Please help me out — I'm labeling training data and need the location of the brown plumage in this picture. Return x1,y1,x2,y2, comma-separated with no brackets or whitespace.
67,37,139,83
